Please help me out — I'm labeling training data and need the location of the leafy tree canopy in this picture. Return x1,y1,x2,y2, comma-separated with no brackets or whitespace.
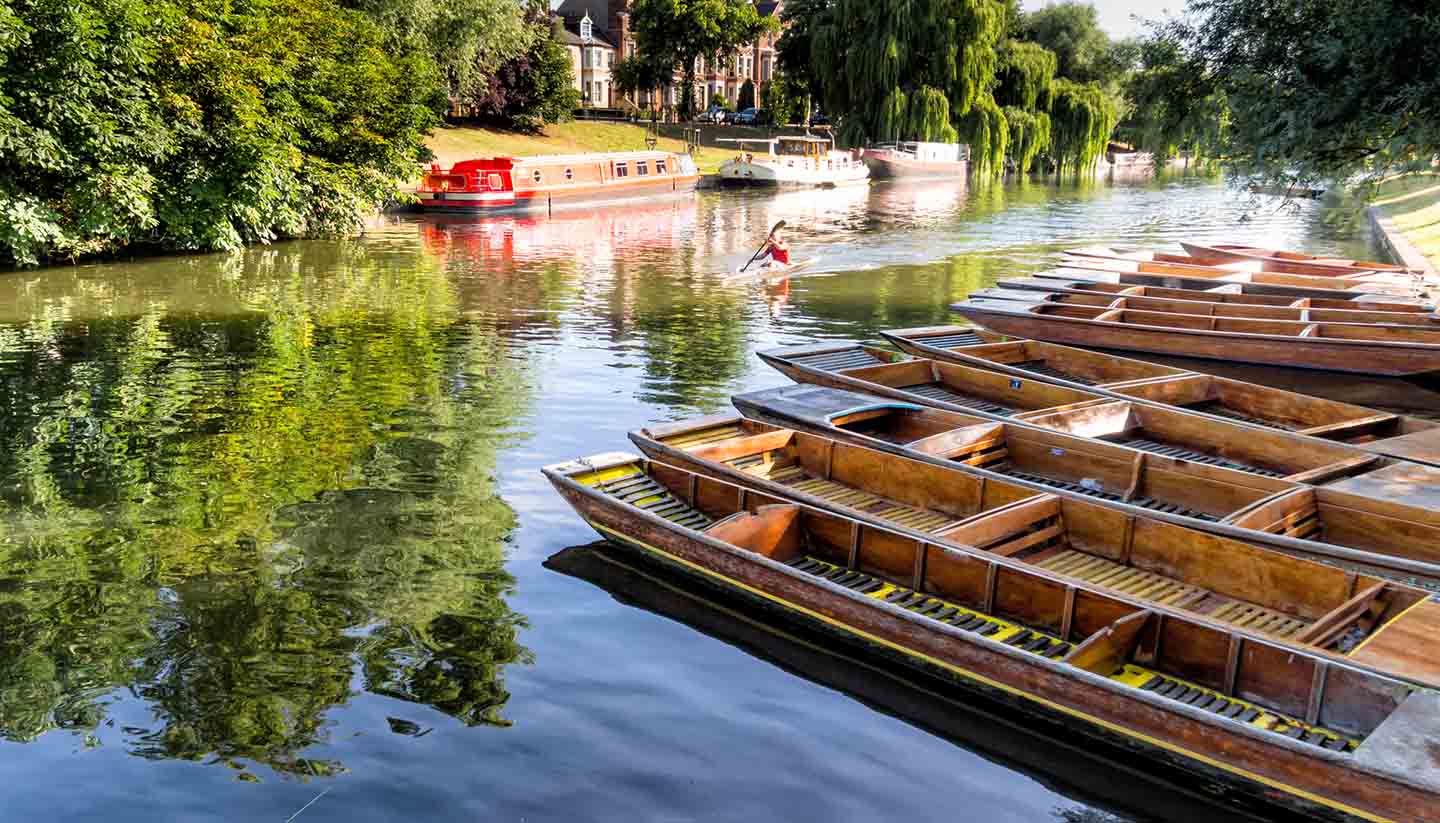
1171,0,1440,189
471,12,580,130
628,0,777,118
1017,1,1111,84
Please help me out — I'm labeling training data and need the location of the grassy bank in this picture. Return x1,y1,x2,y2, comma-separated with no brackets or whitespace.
426,121,737,174
1372,173,1440,270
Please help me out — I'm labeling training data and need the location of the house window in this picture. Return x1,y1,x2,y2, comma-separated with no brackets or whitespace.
614,161,628,177
656,159,667,174
564,167,574,180
637,161,649,175
580,15,592,41
608,52,614,67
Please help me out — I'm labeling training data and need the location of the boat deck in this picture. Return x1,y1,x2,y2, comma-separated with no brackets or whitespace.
786,348,891,372
1104,434,1289,478
1013,359,1101,386
1183,400,1303,432
898,381,1020,415
984,464,1220,521
781,553,1355,752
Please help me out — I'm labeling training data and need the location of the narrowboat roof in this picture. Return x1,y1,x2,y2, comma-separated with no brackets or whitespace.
449,151,684,171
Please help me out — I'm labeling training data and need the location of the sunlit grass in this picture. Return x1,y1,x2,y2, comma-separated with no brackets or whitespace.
1373,172,1440,268
425,121,734,174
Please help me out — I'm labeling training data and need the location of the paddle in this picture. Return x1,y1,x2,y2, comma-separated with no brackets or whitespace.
739,220,787,273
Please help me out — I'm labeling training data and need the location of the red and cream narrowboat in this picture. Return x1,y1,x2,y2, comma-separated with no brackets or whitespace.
416,151,701,214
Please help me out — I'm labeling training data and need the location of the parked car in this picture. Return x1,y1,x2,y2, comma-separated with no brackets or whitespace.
730,108,760,126
697,106,728,124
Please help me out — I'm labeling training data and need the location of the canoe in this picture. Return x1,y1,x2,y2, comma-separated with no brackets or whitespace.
1057,255,1417,295
879,326,1440,466
1071,245,1412,280
726,256,820,282
544,544,1276,823
1036,266,1419,303
629,418,1440,686
949,294,1440,377
1181,241,1415,275
982,283,1440,326
757,341,1437,484
727,382,1440,583
545,450,1440,823
996,277,1435,315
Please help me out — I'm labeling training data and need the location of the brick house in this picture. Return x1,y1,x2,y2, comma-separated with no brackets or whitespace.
558,12,619,108
553,0,786,113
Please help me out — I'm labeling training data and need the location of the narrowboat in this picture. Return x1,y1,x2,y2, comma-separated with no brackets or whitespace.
545,451,1440,822
415,151,700,214
861,142,968,180
717,136,870,187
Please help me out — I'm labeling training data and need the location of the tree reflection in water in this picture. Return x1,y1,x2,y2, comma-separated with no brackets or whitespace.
0,242,533,777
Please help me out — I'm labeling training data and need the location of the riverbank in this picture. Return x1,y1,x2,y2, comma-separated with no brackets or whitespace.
427,122,738,174
1370,173,1440,276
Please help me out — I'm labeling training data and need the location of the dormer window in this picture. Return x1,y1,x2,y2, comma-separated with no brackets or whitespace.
580,13,593,43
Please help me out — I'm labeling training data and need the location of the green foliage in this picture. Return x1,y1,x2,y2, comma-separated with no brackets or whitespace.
774,0,825,101
761,73,807,126
1017,1,1111,84
1004,106,1051,173
0,0,444,267
1121,34,1226,163
627,0,777,120
1050,79,1119,175
807,0,1007,146
995,40,1057,111
350,0,530,105
473,13,581,129
738,79,756,111
710,92,732,111
1171,0,1440,191
959,96,1007,176
612,52,678,102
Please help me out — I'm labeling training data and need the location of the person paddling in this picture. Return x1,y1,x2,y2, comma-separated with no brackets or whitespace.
760,227,791,266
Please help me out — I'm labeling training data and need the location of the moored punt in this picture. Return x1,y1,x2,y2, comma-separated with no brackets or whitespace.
546,452,1440,822
1071,244,1413,280
1034,266,1419,303
997,277,1433,313
978,284,1440,326
949,294,1440,377
1181,241,1415,275
758,342,1426,483
879,327,1440,465
629,419,1440,685
727,383,1440,584
1057,255,1417,295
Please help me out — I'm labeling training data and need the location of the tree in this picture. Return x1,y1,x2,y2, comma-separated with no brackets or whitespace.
472,11,580,129
0,0,445,267
806,0,1008,146
613,52,678,113
1170,0,1440,190
994,40,1057,173
627,0,777,121
1017,2,1111,84
737,80,756,111
350,0,531,105
761,72,806,126
1121,34,1226,164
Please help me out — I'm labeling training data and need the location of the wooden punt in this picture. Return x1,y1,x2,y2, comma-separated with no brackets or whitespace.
949,294,1440,377
758,341,1422,484
879,327,1440,466
1180,242,1416,275
1000,277,1432,312
726,383,1440,584
1071,245,1413,280
630,419,1440,682
1056,255,1417,295
545,544,1277,823
982,283,1439,326
546,451,1440,822
1036,266,1419,304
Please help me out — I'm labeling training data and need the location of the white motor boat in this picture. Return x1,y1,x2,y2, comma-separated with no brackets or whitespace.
717,136,870,188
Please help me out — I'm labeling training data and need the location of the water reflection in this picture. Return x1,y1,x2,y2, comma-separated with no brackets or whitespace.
0,244,532,776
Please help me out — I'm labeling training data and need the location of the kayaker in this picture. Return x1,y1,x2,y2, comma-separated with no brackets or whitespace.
761,228,791,266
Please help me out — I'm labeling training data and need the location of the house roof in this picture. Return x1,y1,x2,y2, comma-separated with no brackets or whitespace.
558,15,617,48
756,1,780,16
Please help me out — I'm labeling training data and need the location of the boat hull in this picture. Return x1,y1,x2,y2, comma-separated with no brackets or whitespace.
718,160,870,188
547,470,1438,823
952,303,1440,377
862,153,967,180
415,175,699,214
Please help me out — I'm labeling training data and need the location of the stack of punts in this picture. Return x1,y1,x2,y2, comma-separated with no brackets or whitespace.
1180,242,1419,276
546,449,1440,822
880,326,1440,466
948,292,1440,376
1055,249,1421,298
1069,244,1422,288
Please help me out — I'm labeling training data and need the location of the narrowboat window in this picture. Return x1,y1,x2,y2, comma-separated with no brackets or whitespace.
532,169,543,183
564,167,574,180
655,159,667,174
487,173,503,189
636,160,649,175
614,161,629,177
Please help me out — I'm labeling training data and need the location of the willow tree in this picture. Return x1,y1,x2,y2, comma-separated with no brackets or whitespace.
993,40,1055,173
808,0,1008,149
1050,79,1119,175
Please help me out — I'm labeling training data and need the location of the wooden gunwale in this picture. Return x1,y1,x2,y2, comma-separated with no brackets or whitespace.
948,299,1440,377
1033,267,1419,303
1065,250,1415,287
976,286,1439,327
1180,242,1413,274
727,385,1440,585
544,456,1440,823
626,423,1440,687
879,328,1440,468
996,278,1432,313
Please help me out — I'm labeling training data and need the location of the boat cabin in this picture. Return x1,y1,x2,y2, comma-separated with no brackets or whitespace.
416,151,699,213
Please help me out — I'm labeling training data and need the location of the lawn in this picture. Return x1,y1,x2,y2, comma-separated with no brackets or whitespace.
425,121,736,174
1372,172,1440,270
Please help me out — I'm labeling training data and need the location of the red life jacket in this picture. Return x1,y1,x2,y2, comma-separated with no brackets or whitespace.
769,242,790,264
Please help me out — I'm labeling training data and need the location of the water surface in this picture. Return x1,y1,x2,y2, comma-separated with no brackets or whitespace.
0,177,1379,821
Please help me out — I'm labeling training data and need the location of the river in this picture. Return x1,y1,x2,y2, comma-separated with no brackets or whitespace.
0,176,1383,822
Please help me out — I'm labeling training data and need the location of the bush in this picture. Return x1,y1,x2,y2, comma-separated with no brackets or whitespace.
709,92,732,111
737,79,756,111
0,0,445,266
